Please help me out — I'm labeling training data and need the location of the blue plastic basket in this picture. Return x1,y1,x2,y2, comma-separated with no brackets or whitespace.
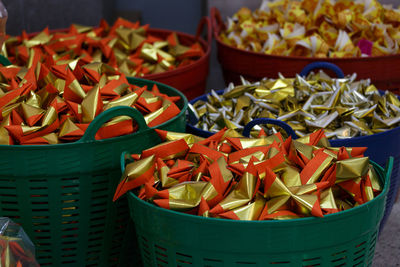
187,62,400,231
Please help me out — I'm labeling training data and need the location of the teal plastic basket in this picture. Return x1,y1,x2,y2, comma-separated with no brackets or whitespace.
127,157,392,267
0,78,187,266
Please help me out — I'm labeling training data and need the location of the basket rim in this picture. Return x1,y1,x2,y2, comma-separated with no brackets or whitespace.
138,27,211,80
186,89,400,142
212,6,400,62
127,160,389,225
0,77,188,150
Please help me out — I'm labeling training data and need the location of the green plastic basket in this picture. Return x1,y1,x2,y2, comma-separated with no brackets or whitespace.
0,78,187,266
127,157,393,267
0,54,11,66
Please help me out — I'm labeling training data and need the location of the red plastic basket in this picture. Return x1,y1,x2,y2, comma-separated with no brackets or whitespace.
142,17,211,100
211,7,400,95
10,17,212,101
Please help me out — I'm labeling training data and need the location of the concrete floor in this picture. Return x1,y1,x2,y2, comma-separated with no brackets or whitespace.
374,202,400,266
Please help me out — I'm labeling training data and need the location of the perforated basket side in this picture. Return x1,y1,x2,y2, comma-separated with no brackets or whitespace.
380,155,400,230
135,229,378,266
127,160,389,267
130,198,382,267
0,170,132,266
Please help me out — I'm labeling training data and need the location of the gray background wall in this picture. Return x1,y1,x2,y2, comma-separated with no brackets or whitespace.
211,0,398,20
3,0,106,35
3,0,399,35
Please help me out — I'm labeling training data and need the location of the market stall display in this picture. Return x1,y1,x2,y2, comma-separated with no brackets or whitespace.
0,0,398,265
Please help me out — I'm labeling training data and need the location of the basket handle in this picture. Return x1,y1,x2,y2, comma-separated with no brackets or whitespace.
299,62,345,78
210,7,224,39
186,103,199,125
242,118,298,139
78,106,149,143
120,151,133,174
195,16,212,50
383,156,394,188
0,54,11,66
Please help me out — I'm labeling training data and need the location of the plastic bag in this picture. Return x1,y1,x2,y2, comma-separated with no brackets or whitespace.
0,0,7,47
0,217,39,267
